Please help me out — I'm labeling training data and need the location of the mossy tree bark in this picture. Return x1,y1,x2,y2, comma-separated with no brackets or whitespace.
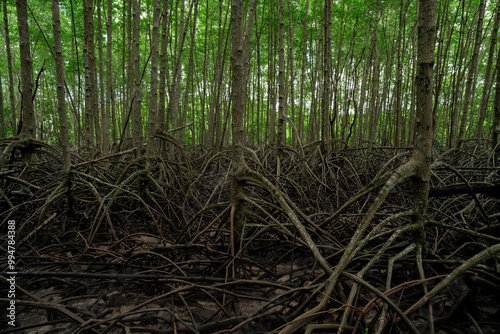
229,0,256,254
410,0,437,245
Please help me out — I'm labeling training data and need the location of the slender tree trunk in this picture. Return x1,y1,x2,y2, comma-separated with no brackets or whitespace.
132,0,143,158
51,0,71,172
457,0,485,147
255,14,262,145
268,1,277,145
16,0,35,192
277,0,286,173
230,0,247,253
356,23,372,146
158,0,170,138
209,1,229,149
146,0,161,169
298,0,309,144
120,0,127,141
126,0,133,141
407,28,417,145
448,0,471,147
307,2,322,143
432,0,455,141
168,0,195,144
493,38,500,151
380,47,394,146
4,0,16,134
0,69,4,138
70,0,82,148
82,26,93,150
98,0,109,153
367,1,381,149
321,0,332,152
169,0,185,138
106,0,116,146
476,0,499,139
200,0,209,146
286,0,295,146
331,5,345,149
16,0,34,139
181,1,198,145
394,0,409,147
70,35,82,147
83,0,99,153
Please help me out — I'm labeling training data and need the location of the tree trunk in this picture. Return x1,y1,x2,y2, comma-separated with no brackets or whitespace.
230,0,246,253
476,0,499,140
0,70,4,138
210,2,229,149
125,0,133,141
181,1,198,145
168,0,195,144
83,0,99,153
230,0,256,255
321,0,332,152
132,0,143,158
307,7,322,143
98,0,109,153
286,0,295,146
169,0,185,139
411,0,437,244
4,0,16,135
146,0,161,169
16,0,35,192
158,0,170,140
493,37,500,151
51,0,71,172
255,14,262,145
356,23,372,146
457,0,485,147
432,0,455,142
16,0,34,139
448,0,472,148
106,0,116,146
298,0,309,144
199,0,209,146
367,1,381,149
393,0,409,147
277,0,286,174
268,2,277,145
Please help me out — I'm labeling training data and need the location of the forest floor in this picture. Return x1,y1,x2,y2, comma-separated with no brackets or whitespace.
1,142,500,334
